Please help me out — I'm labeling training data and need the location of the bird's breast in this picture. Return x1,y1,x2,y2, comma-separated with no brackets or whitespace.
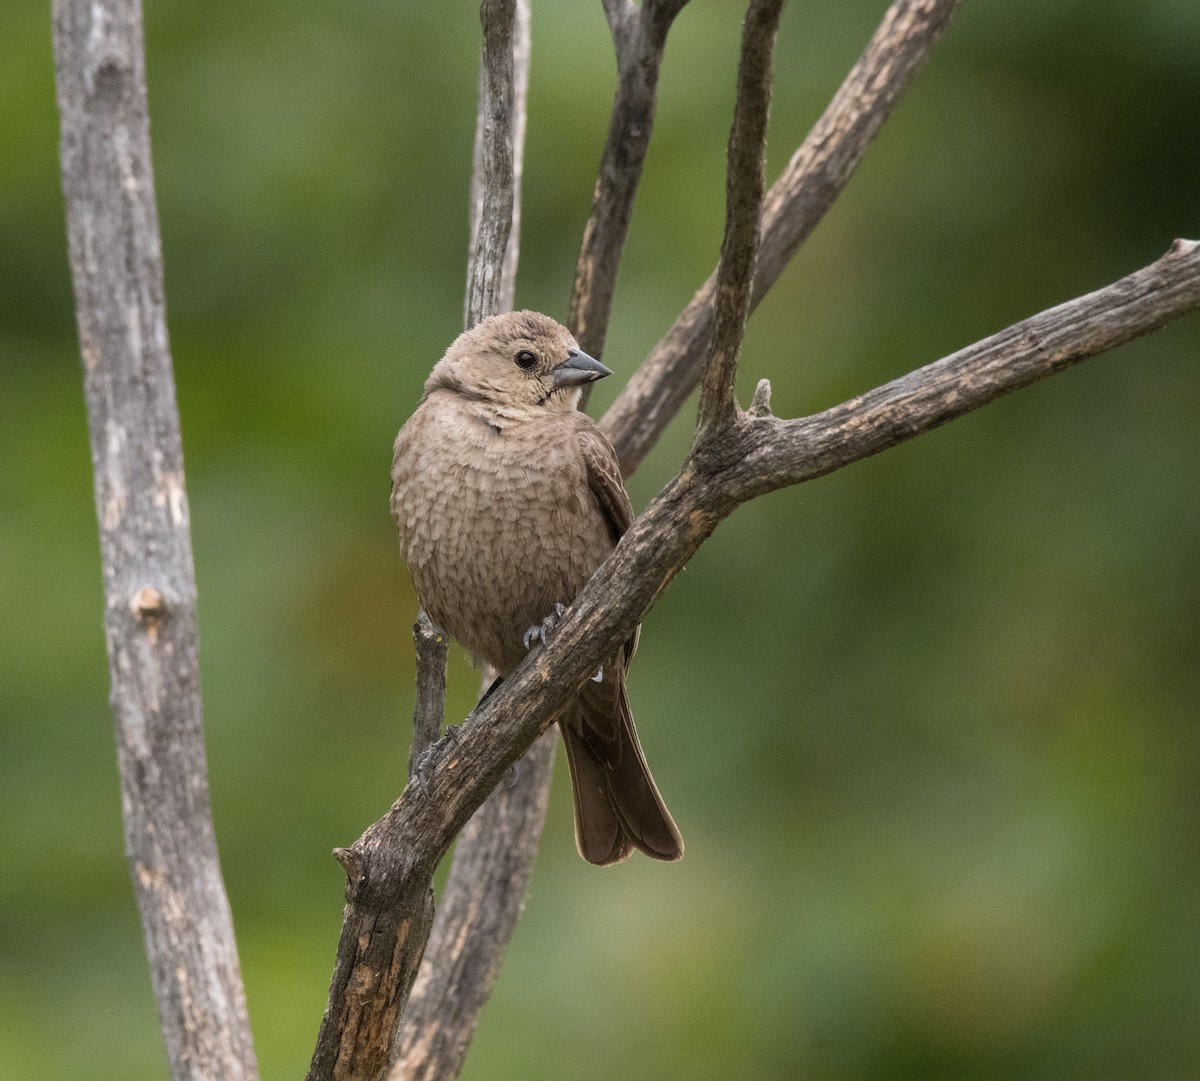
392,406,611,672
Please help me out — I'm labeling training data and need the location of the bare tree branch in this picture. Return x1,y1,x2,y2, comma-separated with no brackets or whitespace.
390,732,555,1081
50,2,258,1080
696,0,782,434
377,237,1200,887
604,0,963,474
569,0,692,360
733,239,1200,497
467,0,529,317
312,231,1200,1081
406,613,448,778
308,3,522,1079
391,4,539,1079
464,0,518,330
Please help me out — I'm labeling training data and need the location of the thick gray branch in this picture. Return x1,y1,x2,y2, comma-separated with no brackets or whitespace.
696,0,782,433
604,0,963,473
51,2,258,1080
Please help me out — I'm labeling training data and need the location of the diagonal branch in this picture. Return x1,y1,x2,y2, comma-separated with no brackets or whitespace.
374,238,1200,885
604,0,963,473
569,0,692,360
696,0,782,434
310,232,1200,1081
51,1,258,1079
734,239,1200,498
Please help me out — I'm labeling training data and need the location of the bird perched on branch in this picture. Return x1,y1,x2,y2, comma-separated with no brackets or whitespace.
390,310,683,865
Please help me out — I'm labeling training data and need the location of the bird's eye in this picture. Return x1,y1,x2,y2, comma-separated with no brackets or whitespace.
514,350,537,370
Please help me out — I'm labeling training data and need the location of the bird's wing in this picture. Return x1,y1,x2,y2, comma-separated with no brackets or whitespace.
578,420,640,662
578,423,633,543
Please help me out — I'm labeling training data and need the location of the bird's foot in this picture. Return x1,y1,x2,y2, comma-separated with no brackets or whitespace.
590,666,603,683
505,759,521,788
414,724,461,795
522,602,567,651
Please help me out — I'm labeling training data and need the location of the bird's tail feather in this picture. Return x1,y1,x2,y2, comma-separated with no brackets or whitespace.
560,671,683,866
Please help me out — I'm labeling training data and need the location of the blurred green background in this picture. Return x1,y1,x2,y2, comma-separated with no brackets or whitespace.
2,1,1199,1078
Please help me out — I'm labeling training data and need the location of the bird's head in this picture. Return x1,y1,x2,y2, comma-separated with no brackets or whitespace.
424,310,611,412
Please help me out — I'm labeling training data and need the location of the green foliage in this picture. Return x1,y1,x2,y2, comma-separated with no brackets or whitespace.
2,1,1198,1077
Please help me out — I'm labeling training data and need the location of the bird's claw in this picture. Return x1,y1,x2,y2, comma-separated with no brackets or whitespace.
523,602,567,651
590,666,603,683
505,760,521,788
414,724,461,796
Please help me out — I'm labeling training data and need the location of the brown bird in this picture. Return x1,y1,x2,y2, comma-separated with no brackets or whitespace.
390,310,683,865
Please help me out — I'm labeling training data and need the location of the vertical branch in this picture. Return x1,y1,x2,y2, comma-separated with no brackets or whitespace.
569,0,692,360
467,0,529,316
309,3,523,1080
695,0,782,436
465,0,518,328
407,612,448,778
51,2,258,1080
393,4,539,1079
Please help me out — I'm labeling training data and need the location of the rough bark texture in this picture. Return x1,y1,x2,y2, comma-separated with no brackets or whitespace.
463,0,518,330
51,2,259,1080
697,0,782,433
569,0,691,361
406,613,448,779
467,0,529,319
390,731,556,1081
604,0,963,475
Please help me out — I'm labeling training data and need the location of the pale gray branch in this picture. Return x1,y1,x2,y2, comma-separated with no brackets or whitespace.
467,0,529,316
51,1,258,1079
603,0,963,473
464,0,518,329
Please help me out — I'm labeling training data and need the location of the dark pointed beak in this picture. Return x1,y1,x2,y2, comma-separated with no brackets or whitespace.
552,349,612,389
